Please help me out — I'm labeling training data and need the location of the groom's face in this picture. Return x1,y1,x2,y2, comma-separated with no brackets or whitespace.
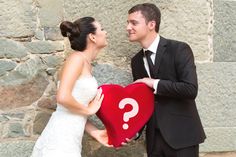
126,11,150,42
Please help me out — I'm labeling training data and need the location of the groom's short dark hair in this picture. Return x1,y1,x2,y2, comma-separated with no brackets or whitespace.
128,3,161,33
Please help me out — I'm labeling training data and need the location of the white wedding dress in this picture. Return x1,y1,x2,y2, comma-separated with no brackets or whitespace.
31,76,98,157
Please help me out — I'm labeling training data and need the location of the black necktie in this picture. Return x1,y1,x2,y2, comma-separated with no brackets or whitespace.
145,50,155,78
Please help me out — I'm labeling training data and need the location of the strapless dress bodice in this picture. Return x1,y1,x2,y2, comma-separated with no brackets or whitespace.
56,76,98,112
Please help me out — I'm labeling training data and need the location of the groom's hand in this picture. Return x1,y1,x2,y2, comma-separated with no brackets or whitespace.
134,78,154,88
116,133,139,149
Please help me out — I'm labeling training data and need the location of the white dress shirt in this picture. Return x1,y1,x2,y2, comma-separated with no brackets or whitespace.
143,34,160,94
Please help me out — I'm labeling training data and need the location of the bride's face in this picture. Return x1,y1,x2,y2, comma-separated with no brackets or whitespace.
93,21,108,48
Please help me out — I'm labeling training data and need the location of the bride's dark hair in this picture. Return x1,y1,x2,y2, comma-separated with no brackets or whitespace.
60,17,96,51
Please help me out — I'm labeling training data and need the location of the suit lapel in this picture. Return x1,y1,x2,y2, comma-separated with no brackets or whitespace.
153,36,167,77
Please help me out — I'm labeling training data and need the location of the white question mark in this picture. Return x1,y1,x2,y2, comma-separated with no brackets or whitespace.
119,98,139,130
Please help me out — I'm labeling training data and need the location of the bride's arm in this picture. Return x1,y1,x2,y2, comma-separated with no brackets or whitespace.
85,120,113,147
57,53,101,116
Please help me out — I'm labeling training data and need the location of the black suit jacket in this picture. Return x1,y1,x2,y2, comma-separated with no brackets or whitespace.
131,37,206,153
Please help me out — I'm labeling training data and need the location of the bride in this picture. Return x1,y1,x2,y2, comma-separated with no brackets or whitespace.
31,16,112,157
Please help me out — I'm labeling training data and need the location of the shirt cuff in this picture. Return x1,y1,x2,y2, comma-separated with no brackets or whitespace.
153,79,160,94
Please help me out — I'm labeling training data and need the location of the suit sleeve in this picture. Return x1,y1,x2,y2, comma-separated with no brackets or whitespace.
156,43,198,99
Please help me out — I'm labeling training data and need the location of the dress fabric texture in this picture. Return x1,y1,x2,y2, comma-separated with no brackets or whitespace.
31,76,98,157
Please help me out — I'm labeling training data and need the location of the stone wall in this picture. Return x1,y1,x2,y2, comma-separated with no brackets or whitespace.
0,0,235,157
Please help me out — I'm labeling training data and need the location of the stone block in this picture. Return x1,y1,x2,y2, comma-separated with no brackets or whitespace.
158,0,210,62
0,60,17,76
213,0,236,62
37,96,57,110
1,112,25,120
42,55,64,68
24,41,64,54
0,71,28,86
33,111,52,135
0,39,27,59
44,27,64,41
35,29,45,40
93,63,132,86
38,0,64,27
15,56,46,78
0,140,34,157
0,115,9,123
200,127,236,152
0,74,49,110
7,123,25,138
196,62,236,128
0,0,36,37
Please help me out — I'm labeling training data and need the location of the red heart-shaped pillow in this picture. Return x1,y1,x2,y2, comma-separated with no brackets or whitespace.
96,83,154,147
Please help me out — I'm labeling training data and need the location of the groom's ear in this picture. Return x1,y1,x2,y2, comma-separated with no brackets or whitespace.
88,33,96,43
148,20,156,31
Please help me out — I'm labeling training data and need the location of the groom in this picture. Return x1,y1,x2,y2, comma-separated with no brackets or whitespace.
126,3,206,157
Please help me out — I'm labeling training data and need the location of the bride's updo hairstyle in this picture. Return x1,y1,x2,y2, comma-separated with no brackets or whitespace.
60,17,96,51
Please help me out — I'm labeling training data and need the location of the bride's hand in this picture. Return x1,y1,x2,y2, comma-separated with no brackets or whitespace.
93,129,113,147
87,88,104,115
